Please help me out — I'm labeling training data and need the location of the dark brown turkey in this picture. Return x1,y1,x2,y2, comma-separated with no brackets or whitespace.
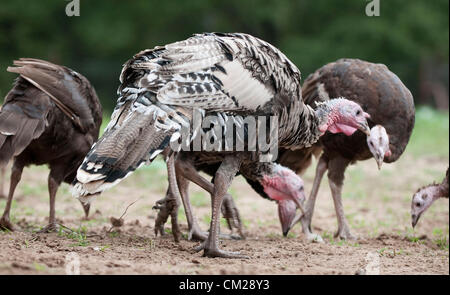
72,33,370,258
279,58,415,240
0,58,102,232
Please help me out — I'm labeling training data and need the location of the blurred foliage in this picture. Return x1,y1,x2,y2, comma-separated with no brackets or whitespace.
0,0,448,110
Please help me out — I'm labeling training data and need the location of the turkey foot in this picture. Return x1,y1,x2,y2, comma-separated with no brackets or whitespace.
298,215,324,243
153,196,171,237
194,239,249,259
335,225,357,240
304,230,324,243
188,223,208,241
221,193,245,239
153,195,180,240
38,223,60,233
0,216,15,231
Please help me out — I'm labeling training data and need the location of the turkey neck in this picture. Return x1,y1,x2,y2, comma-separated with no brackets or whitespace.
279,98,333,150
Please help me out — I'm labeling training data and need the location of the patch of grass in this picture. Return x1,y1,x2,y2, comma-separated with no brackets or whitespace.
177,207,186,222
21,183,47,196
202,215,211,226
286,232,297,239
23,207,36,216
241,217,250,229
99,245,110,252
108,231,119,238
406,107,449,158
58,225,89,247
190,192,208,207
220,217,228,228
432,228,449,250
265,232,278,239
322,231,334,243
33,262,46,271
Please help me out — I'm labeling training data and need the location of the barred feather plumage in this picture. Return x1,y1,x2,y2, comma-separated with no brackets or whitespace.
72,33,330,198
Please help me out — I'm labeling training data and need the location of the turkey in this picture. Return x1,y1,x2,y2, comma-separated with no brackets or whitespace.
72,33,370,258
0,58,102,232
411,168,449,227
279,58,415,240
154,125,390,241
153,151,246,242
154,152,307,241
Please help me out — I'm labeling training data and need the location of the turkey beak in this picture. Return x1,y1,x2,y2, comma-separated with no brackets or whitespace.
375,151,383,170
278,200,297,237
359,121,371,136
411,213,421,228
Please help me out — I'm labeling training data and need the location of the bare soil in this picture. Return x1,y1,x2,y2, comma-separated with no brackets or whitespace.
0,153,448,275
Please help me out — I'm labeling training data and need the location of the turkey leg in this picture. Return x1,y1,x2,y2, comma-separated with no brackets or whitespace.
175,159,244,240
327,156,356,240
164,153,183,242
0,166,5,199
38,170,63,233
0,160,24,231
296,153,328,242
196,155,248,258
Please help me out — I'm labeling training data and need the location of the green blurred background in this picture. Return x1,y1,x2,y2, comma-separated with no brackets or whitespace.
0,0,448,111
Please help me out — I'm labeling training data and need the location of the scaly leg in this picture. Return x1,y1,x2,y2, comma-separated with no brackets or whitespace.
327,156,356,240
196,155,247,258
39,170,63,233
166,153,182,242
176,159,244,240
175,171,207,241
297,154,328,243
0,166,5,199
0,161,24,231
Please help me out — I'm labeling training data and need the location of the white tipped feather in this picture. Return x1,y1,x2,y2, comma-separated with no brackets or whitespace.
76,168,105,183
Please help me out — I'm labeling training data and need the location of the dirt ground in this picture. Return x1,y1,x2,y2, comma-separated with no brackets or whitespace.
0,152,448,275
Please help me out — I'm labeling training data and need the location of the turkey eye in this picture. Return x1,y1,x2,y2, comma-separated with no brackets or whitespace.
415,202,421,207
369,141,373,146
356,110,361,115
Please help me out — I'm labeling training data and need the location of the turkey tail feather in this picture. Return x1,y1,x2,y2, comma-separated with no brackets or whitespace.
0,106,46,166
72,101,180,200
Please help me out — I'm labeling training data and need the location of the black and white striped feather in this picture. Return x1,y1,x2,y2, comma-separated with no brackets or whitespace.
72,33,324,199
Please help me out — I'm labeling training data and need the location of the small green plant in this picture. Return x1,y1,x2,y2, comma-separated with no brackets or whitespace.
286,232,296,239
432,228,449,250
322,231,334,244
33,262,46,271
58,225,89,247
108,231,119,238
99,245,110,252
